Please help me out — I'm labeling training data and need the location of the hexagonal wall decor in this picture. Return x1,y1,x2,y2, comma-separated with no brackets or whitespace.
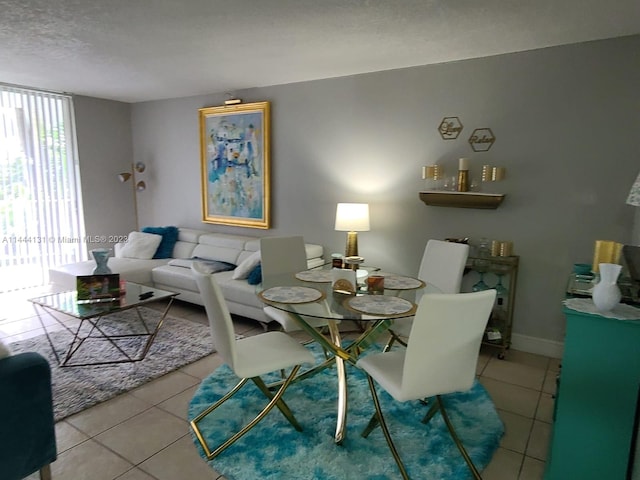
438,117,463,140
468,128,495,152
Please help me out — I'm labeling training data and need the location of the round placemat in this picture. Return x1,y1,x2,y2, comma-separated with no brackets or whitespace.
381,275,425,290
295,270,333,283
347,295,415,316
259,286,324,304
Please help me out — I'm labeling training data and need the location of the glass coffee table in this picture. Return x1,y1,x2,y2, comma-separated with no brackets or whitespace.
29,282,179,367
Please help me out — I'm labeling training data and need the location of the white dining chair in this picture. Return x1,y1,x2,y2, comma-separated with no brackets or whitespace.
261,236,333,332
385,239,469,348
357,289,497,480
189,263,314,460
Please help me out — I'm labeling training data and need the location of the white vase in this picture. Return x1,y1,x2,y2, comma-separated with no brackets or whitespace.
592,263,622,313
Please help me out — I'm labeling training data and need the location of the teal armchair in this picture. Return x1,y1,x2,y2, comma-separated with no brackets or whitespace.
0,352,57,480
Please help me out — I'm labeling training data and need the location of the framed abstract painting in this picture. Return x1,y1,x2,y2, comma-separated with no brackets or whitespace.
199,101,270,229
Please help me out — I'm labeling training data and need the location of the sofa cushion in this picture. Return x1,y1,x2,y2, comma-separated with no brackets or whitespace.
198,233,251,250
192,244,241,264
141,226,179,259
244,239,260,252
233,250,261,280
152,264,198,291
167,258,195,268
173,240,198,259
215,271,265,310
168,257,236,274
118,231,163,259
178,228,207,243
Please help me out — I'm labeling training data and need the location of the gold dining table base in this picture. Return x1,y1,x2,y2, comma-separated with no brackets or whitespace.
270,311,393,444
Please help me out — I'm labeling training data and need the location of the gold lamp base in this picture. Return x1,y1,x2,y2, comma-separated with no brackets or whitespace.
345,231,359,258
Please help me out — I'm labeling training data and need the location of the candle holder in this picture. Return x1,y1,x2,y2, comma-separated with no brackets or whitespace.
366,275,385,294
420,160,507,206
421,164,444,190
457,157,470,192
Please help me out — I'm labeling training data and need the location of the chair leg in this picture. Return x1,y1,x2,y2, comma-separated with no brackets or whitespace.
364,375,410,480
361,411,381,438
40,464,52,480
190,365,303,460
252,376,303,431
383,330,407,352
420,400,439,424
437,396,483,480
266,355,336,391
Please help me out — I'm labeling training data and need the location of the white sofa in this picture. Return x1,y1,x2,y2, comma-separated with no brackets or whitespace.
48,228,324,327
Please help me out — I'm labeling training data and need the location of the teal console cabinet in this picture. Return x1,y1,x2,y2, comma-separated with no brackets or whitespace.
545,306,640,479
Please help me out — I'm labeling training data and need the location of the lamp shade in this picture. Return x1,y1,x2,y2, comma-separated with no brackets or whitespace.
627,170,640,207
335,203,370,232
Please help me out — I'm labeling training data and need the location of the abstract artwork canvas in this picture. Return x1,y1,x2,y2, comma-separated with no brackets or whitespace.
199,101,270,228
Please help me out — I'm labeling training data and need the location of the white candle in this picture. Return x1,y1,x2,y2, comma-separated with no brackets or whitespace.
459,158,469,171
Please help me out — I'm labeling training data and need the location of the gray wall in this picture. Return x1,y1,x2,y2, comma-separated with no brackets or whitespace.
74,95,135,250
78,35,640,355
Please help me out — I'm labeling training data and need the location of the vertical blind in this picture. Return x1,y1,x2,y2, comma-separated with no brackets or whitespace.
0,84,86,292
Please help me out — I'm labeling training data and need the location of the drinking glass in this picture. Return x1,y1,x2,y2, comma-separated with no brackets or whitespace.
472,272,490,291
494,273,508,297
472,258,490,291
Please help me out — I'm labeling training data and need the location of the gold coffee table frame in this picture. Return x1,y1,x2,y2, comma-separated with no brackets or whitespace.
29,282,178,367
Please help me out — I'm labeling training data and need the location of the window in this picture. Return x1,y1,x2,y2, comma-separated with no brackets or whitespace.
0,84,86,292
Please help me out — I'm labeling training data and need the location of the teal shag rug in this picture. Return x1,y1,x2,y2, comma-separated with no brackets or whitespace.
188,344,504,479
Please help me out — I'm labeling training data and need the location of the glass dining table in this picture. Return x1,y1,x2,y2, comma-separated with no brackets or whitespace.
257,266,426,444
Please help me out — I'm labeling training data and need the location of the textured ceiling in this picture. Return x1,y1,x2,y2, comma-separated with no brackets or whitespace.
1,0,639,103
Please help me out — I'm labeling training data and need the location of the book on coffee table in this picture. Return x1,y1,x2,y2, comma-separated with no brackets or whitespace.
76,274,121,303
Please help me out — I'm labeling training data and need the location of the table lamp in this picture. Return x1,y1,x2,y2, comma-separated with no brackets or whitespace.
335,203,370,257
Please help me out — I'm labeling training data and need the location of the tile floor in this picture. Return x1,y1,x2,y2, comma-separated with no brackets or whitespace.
1,287,558,480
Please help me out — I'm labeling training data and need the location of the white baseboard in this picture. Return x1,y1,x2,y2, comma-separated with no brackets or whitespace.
511,333,564,359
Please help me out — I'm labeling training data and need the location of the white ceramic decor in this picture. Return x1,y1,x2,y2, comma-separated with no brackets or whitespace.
592,263,622,313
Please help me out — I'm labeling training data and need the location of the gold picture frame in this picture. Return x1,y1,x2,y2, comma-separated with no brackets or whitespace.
199,101,270,229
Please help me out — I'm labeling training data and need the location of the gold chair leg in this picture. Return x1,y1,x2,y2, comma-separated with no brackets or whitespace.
361,412,381,438
383,330,407,352
266,355,336,390
437,396,483,480
365,375,410,480
252,376,302,431
420,400,439,424
190,365,303,460
40,464,52,480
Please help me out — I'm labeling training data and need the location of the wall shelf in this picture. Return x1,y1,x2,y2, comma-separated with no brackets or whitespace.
419,191,505,209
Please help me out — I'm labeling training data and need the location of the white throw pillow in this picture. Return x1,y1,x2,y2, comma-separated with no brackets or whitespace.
0,339,12,359
118,231,163,260
232,250,261,280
